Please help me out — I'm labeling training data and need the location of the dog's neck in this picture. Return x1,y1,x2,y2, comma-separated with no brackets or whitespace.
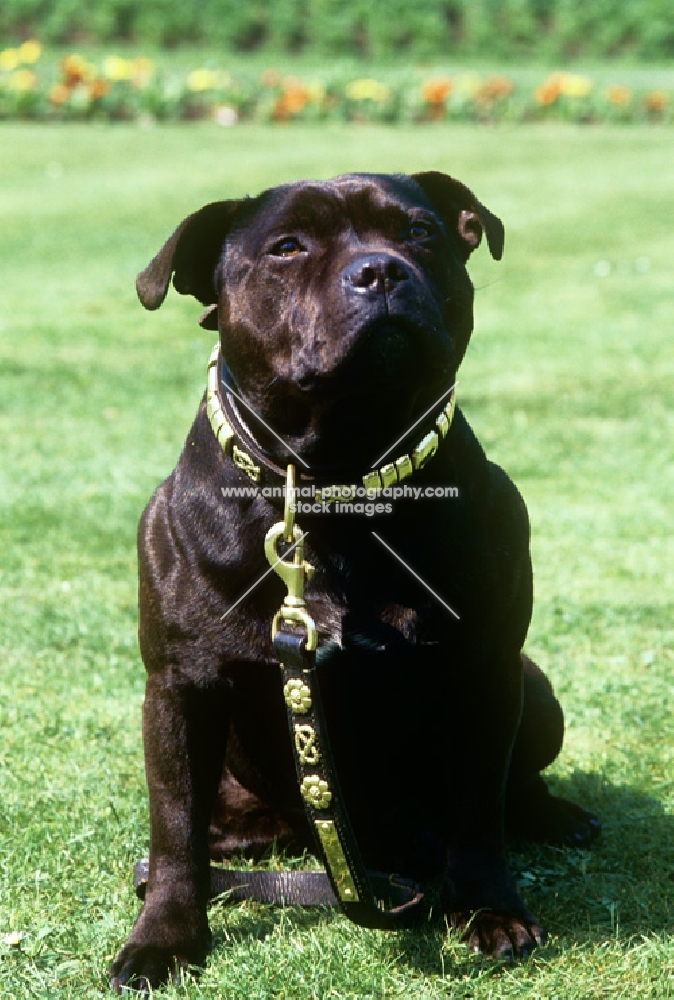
205,344,455,498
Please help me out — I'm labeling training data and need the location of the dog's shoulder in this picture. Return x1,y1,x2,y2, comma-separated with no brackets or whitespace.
137,401,255,583
449,407,528,527
445,406,532,627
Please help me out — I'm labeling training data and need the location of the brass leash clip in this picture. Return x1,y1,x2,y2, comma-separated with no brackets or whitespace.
264,464,317,651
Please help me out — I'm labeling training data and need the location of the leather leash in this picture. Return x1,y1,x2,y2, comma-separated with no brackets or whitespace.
263,471,426,928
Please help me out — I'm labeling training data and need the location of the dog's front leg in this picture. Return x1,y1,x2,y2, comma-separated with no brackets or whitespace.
110,671,229,994
442,654,545,959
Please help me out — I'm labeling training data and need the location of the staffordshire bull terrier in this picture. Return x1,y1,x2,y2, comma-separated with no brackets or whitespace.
110,171,600,993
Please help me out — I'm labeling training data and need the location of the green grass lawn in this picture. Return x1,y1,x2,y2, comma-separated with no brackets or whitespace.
0,122,672,998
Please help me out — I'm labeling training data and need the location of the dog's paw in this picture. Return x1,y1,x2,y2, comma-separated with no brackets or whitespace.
110,943,177,995
450,908,546,960
548,798,601,847
506,785,601,847
109,939,209,995
109,911,211,994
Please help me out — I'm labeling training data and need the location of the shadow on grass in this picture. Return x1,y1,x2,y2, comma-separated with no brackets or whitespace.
393,770,673,980
516,771,674,938
206,770,671,982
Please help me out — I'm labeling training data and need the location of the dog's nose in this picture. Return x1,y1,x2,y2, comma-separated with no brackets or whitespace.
344,254,409,294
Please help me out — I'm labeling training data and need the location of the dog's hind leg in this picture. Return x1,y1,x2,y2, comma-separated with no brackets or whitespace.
208,765,304,861
505,654,601,846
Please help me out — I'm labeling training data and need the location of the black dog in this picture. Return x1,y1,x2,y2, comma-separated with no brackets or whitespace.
110,172,599,992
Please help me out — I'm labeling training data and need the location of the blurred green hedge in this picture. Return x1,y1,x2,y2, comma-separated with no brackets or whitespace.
2,0,674,60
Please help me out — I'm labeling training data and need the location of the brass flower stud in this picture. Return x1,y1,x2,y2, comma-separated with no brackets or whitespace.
283,678,312,714
300,775,332,810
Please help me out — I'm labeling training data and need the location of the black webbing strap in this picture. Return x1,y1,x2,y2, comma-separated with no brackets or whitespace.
133,858,338,907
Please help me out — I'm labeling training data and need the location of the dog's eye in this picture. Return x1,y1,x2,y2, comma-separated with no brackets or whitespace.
270,237,304,258
408,222,433,241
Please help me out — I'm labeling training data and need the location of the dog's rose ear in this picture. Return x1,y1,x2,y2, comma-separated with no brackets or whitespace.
411,171,504,261
136,200,244,311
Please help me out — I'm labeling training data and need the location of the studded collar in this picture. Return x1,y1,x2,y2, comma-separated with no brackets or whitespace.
206,343,455,499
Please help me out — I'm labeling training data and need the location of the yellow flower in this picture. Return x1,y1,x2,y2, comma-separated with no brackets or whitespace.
559,73,592,98
103,56,133,82
187,69,219,92
345,78,390,103
456,73,481,97
0,48,20,72
535,72,592,106
306,82,326,104
19,40,42,64
9,69,37,91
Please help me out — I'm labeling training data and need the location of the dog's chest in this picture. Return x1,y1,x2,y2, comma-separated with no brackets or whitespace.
305,592,440,652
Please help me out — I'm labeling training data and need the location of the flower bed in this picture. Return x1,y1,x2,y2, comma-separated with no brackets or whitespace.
1,43,671,125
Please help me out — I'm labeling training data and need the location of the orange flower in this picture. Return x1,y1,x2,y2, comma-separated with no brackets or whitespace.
643,91,669,113
535,73,563,106
49,83,70,106
88,78,110,100
61,54,91,88
421,76,453,105
477,75,514,102
605,85,632,107
274,78,308,119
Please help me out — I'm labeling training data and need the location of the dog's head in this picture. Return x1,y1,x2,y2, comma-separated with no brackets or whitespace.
137,172,503,472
